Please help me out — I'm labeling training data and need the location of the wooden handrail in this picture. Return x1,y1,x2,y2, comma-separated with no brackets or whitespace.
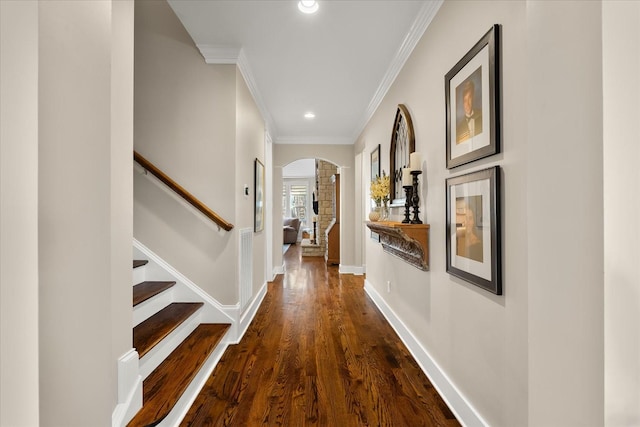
134,151,234,231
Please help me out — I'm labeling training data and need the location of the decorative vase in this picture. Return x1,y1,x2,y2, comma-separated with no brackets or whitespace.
369,208,380,222
369,203,381,222
380,201,389,221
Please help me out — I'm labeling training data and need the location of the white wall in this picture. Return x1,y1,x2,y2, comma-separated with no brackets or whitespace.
134,0,238,304
265,134,274,283
0,1,40,425
235,67,267,299
111,0,135,394
357,1,605,425
283,158,316,177
37,1,134,424
603,1,640,425
527,2,603,424
358,2,528,424
271,164,284,277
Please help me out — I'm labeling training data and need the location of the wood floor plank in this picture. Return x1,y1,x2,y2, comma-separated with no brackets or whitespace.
133,281,176,307
133,302,203,358
181,247,460,426
127,323,229,427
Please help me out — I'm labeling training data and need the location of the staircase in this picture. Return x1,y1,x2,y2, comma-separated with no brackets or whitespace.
127,257,231,427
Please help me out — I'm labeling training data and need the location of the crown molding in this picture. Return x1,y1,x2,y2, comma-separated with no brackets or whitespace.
196,44,277,137
351,0,444,141
196,44,241,64
275,136,354,145
236,49,277,137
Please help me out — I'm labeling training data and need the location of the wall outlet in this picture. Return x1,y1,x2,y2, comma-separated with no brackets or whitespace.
386,281,391,293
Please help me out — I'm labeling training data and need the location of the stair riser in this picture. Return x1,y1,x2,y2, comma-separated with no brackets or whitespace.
134,291,232,329
133,289,174,327
139,311,202,380
132,265,146,287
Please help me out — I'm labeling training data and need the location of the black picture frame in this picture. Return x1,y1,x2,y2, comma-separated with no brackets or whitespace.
445,24,500,169
371,144,381,183
446,166,501,294
254,158,264,232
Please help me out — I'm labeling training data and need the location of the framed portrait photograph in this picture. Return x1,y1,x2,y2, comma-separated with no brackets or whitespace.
254,158,264,232
446,166,502,294
445,24,500,169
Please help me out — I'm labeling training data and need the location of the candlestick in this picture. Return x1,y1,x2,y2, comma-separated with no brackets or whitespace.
402,167,412,187
312,220,317,244
410,170,422,224
402,185,413,223
409,152,422,171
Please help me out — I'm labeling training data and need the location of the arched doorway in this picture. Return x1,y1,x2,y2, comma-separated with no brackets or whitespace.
281,158,339,261
271,144,358,278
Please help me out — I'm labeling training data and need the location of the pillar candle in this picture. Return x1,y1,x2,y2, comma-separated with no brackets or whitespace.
409,152,422,170
402,167,413,186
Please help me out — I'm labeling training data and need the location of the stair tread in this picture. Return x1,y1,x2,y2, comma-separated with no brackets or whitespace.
127,323,230,427
133,281,176,307
133,302,204,359
133,260,149,269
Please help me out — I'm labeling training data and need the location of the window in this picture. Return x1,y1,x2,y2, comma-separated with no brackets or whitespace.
282,180,310,228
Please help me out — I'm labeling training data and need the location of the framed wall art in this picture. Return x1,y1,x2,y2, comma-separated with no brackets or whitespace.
254,158,264,232
445,24,500,169
371,144,381,183
446,166,501,294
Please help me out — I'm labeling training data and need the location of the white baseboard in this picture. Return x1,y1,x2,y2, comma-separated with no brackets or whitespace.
272,263,285,277
236,282,267,343
339,264,365,275
112,349,142,427
220,303,240,341
220,282,267,344
364,280,487,427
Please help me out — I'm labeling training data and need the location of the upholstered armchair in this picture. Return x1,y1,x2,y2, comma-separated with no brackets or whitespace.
283,217,300,244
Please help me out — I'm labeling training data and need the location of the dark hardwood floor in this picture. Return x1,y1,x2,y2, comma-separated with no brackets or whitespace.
182,245,460,426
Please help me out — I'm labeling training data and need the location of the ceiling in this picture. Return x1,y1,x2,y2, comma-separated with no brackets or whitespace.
167,0,442,145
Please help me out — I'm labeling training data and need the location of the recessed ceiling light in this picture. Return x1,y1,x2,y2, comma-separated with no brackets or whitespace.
298,0,319,14
304,112,316,119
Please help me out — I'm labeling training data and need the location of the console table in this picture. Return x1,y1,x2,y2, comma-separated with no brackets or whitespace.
366,221,429,271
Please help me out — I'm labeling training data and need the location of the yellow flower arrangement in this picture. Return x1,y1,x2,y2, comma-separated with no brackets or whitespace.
370,171,390,206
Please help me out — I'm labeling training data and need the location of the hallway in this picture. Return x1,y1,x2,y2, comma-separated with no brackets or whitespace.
182,245,460,426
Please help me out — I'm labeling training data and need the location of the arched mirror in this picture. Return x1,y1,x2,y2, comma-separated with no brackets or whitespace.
389,104,415,206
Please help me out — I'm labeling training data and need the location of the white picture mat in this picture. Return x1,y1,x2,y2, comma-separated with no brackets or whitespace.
449,45,491,161
449,177,492,280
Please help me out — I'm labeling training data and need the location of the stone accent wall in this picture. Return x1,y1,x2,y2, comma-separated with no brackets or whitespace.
317,160,337,258
301,239,323,257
